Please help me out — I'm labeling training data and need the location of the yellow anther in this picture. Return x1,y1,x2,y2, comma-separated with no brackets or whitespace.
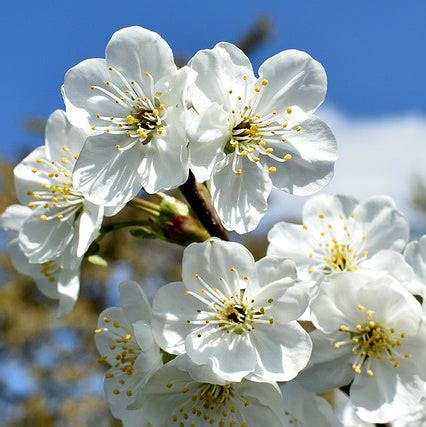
235,168,242,176
265,147,273,154
367,369,374,377
40,214,48,221
261,79,268,86
254,87,260,93
295,125,302,132
32,168,38,173
283,154,292,161
268,166,277,173
286,107,292,114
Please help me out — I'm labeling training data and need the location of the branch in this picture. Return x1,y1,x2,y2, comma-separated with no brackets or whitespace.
179,171,229,241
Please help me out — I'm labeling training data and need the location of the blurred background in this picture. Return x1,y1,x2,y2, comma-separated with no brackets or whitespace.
1,1,426,425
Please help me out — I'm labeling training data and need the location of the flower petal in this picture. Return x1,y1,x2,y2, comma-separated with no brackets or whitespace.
185,327,257,381
106,26,176,96
63,58,128,132
141,107,189,194
45,109,86,161
119,280,152,326
0,204,32,231
152,282,203,354
14,146,50,205
210,156,272,233
182,238,256,295
72,133,144,206
257,49,327,115
354,195,409,254
188,102,229,183
19,207,74,263
56,267,80,317
188,42,255,111
265,116,337,196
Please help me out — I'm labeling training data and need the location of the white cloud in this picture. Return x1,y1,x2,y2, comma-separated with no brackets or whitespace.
264,107,426,233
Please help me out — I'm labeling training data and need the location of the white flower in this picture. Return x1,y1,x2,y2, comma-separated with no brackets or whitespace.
404,235,426,312
187,43,337,233
14,109,114,269
0,204,80,316
152,238,311,382
95,280,162,424
63,26,195,206
301,272,426,424
267,194,410,285
135,354,284,427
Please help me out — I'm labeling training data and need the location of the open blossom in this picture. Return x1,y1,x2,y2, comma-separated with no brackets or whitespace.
95,281,162,424
267,194,410,285
301,272,426,424
63,26,195,206
0,204,80,315
152,238,311,382
137,354,284,427
188,43,337,233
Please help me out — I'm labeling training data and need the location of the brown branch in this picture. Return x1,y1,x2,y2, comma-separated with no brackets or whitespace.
179,171,229,241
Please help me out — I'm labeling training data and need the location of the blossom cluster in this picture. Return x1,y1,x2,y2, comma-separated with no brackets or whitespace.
1,25,425,426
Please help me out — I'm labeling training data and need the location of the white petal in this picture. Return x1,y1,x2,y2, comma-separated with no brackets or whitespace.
360,250,417,292
257,49,327,115
0,204,32,231
7,237,59,299
251,321,312,381
351,362,424,424
267,221,313,265
354,195,409,254
19,207,74,263
14,146,50,205
106,26,176,94
141,107,189,194
265,116,337,196
302,193,359,242
405,236,426,282
279,381,341,427
182,238,256,295
185,327,257,381
63,58,128,132
188,42,255,111
152,282,203,354
119,280,152,325
45,109,86,161
75,201,103,260
210,156,272,233
56,268,80,317
188,102,229,183
72,133,144,206
296,330,354,393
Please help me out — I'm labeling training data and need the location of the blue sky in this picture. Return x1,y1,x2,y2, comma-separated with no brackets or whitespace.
1,0,426,157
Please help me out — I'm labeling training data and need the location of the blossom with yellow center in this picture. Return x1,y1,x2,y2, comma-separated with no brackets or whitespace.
63,26,195,206
138,355,284,427
268,194,411,286
188,43,337,233
152,238,312,382
303,273,426,424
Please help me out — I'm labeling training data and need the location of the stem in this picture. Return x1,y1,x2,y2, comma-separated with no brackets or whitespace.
128,198,160,216
179,171,229,241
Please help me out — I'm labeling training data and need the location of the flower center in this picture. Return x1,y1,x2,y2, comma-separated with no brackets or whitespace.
184,269,274,336
222,76,296,177
90,67,167,149
28,146,84,222
167,381,251,427
334,304,411,376
40,261,58,283
304,212,368,275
